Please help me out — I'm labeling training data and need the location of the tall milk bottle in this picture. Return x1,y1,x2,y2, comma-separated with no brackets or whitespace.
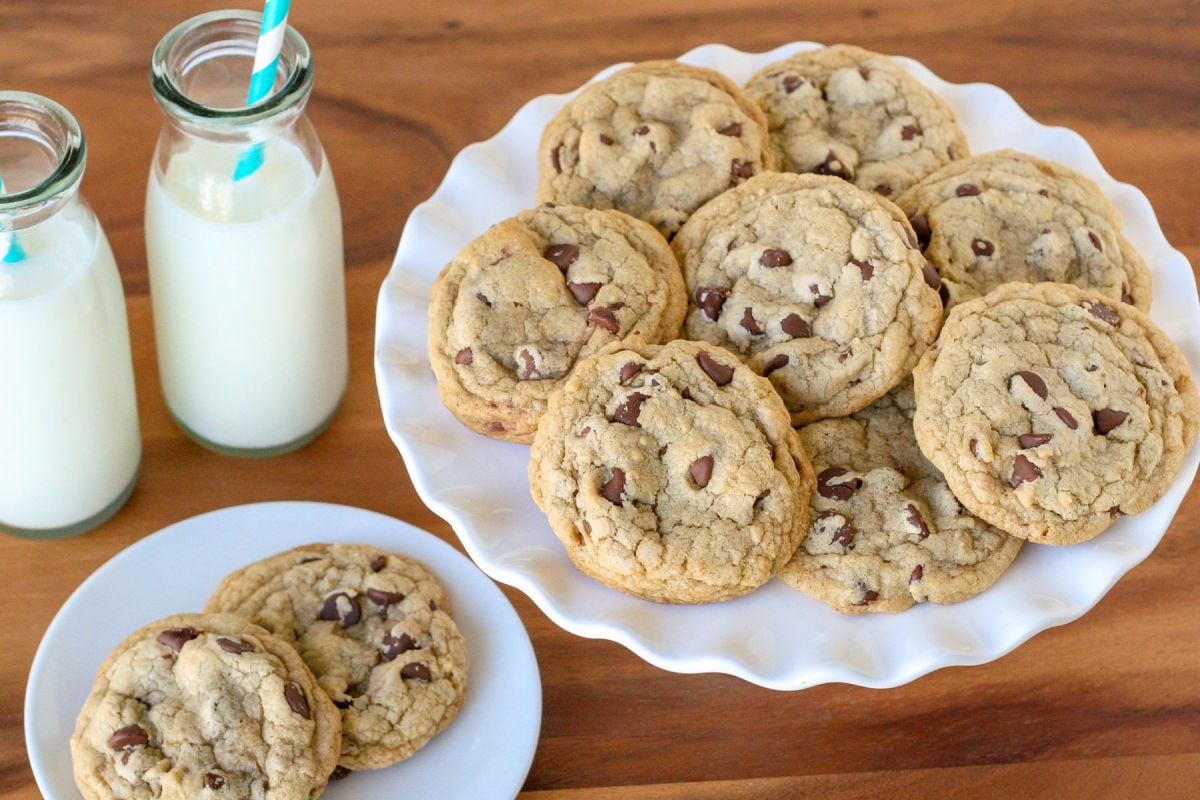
0,92,141,539
145,10,348,456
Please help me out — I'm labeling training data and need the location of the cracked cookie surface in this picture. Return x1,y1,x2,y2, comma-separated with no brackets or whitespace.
536,60,776,238
780,380,1023,613
529,338,816,603
743,44,968,199
673,171,943,424
205,544,468,771
71,612,340,800
428,203,685,443
912,281,1199,544
894,149,1152,310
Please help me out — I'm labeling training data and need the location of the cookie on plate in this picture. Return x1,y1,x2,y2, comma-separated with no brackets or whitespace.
205,543,468,771
428,203,686,443
912,281,1199,545
529,337,816,604
536,60,776,238
743,43,969,199
71,612,341,800
780,379,1024,613
894,149,1152,310
672,170,943,425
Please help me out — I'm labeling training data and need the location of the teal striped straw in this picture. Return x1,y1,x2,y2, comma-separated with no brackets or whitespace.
233,0,292,181
0,172,26,263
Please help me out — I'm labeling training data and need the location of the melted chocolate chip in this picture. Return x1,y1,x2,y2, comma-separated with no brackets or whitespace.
695,286,728,320
217,637,254,654
815,151,851,180
455,348,473,366
1084,301,1120,326
1055,407,1079,429
516,348,541,380
108,725,149,751
956,183,981,196
782,75,804,93
689,455,715,489
909,213,931,246
612,392,649,427
781,313,810,338
543,243,579,272
366,588,405,609
1093,408,1129,435
718,122,742,136
587,305,621,333
906,504,930,539
284,683,311,719
763,353,789,376
1010,454,1043,487
731,159,755,183
619,362,643,384
204,773,226,790
1011,371,1048,400
921,261,942,291
759,248,793,268
810,284,833,307
320,591,362,628
739,307,763,334
370,555,387,572
381,633,418,661
1018,433,1054,449
817,467,862,501
971,238,995,257
156,627,199,653
401,662,432,681
696,351,734,386
601,467,626,505
820,511,855,548
851,258,875,280
567,281,601,305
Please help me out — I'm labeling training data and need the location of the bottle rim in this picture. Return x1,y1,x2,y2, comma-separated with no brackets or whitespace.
150,9,314,127
0,91,86,217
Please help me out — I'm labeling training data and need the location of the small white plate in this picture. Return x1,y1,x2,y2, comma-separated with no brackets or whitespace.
374,42,1200,689
24,501,541,799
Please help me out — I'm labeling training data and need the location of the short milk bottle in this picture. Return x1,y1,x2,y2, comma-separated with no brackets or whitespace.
145,10,348,456
0,92,141,539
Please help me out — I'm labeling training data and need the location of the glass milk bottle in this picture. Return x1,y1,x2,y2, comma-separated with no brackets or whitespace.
0,92,141,539
145,10,348,457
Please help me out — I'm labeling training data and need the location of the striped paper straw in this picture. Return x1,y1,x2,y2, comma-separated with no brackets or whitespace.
0,172,26,264
233,0,292,181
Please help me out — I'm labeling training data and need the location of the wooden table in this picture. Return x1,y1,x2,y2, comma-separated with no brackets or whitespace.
3,1,1198,797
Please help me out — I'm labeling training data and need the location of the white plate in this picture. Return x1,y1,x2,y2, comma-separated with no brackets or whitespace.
374,42,1200,689
24,501,541,799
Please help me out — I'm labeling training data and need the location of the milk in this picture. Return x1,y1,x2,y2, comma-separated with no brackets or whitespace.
0,204,141,534
144,137,348,454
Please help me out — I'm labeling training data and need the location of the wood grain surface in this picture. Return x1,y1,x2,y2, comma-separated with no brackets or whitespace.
2,1,1198,798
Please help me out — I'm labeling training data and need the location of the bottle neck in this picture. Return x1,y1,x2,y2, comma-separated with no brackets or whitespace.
0,92,86,231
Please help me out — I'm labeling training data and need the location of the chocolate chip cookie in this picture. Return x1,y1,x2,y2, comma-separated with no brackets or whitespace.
743,44,969,199
428,203,686,443
894,149,1152,310
205,544,468,771
536,60,776,238
672,170,944,425
912,281,1199,545
780,380,1024,613
71,613,341,800
529,337,816,603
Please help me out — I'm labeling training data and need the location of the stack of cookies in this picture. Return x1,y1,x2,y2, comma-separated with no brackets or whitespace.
70,544,468,799
427,43,1199,614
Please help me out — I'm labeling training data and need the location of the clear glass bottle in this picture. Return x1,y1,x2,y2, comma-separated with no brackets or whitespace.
145,10,348,457
0,91,141,539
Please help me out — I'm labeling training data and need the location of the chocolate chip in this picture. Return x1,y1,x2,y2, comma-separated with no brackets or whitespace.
921,261,942,291
544,243,579,272
1010,454,1043,487
1084,301,1120,326
971,238,994,257
731,159,755,183
906,504,931,539
475,292,491,306
551,145,562,173
334,698,352,709
810,284,833,307
1088,230,1103,251
370,555,387,572
763,353,789,376
455,348,473,366
599,133,614,145
755,489,772,507
1011,371,1048,400
696,351,734,386
910,565,924,583
740,307,763,334
955,183,981,196
782,75,804,93
1093,408,1129,435
612,392,649,427
1050,407,1078,430
217,637,254,654
366,588,405,609
874,184,893,197
1018,433,1054,448
319,591,361,628
781,313,810,338
567,281,601,305
330,766,352,782
817,467,862,501
759,248,793,268
619,362,643,384
284,683,311,719
901,124,922,141
969,438,980,458
516,348,540,380
1121,287,1133,305
601,467,626,504
853,587,879,606
401,662,432,681
815,151,851,180
204,773,226,790
851,258,875,280
718,122,742,136
817,510,855,547
858,66,871,80
689,455,714,489
108,725,149,751
156,627,199,653
381,633,418,661
695,286,728,320
634,124,650,136
909,213,931,246
587,305,621,333
837,347,853,363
